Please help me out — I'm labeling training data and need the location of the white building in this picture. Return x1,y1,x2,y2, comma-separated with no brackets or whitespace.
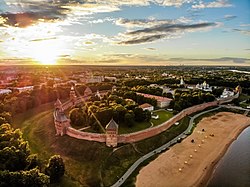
220,88,234,98
105,76,117,82
84,76,104,83
180,76,185,85
139,103,154,111
137,93,173,108
16,86,34,93
196,81,212,92
0,89,12,95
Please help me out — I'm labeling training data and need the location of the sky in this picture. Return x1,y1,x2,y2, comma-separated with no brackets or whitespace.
0,0,249,65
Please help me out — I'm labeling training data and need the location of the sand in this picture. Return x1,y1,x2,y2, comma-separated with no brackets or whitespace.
136,112,250,187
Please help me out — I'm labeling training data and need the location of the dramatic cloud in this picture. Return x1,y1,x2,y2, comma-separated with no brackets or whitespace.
0,1,68,27
192,0,233,9
115,18,176,28
117,22,219,45
115,17,192,28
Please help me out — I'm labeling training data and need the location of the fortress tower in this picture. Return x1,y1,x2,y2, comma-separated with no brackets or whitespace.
84,87,92,96
70,86,77,105
105,118,118,147
54,98,71,136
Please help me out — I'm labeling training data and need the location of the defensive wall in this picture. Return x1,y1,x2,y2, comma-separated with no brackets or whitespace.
54,92,239,146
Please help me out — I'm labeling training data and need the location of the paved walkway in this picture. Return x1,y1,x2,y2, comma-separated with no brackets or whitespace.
110,106,221,187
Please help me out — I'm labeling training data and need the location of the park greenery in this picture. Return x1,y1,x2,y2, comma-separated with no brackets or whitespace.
0,97,65,186
69,91,153,132
0,65,249,186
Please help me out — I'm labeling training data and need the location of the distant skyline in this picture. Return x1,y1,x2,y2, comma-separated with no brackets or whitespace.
0,0,249,65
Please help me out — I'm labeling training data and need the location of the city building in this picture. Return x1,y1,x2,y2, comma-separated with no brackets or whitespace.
221,88,234,98
196,81,212,92
137,93,172,108
180,76,185,85
139,103,154,111
0,89,12,95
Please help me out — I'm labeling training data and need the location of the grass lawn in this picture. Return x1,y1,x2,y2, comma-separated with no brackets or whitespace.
118,121,151,134
240,102,250,109
151,110,174,126
118,110,173,134
12,103,113,187
238,94,250,102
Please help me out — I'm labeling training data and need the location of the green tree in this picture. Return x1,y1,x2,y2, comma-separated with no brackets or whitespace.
45,155,65,183
0,168,49,187
133,107,145,122
69,108,87,127
124,111,135,127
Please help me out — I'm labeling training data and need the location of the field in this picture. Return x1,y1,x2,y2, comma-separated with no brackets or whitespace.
13,103,112,186
118,110,173,134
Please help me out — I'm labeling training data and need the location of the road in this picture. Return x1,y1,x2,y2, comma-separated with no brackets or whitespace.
110,106,222,187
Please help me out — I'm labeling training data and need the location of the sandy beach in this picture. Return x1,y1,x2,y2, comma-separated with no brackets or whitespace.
136,112,250,187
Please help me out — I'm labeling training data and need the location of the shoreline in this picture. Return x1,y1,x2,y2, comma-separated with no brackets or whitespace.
136,112,250,187
196,125,250,187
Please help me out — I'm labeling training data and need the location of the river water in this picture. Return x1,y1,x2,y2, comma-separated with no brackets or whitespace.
208,127,250,187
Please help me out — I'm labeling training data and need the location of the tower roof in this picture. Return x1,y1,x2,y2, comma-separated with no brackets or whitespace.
55,98,62,106
84,87,92,94
106,118,118,130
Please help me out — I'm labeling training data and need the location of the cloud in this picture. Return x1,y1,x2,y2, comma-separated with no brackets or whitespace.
192,0,233,9
0,1,68,27
224,15,237,21
240,24,250,27
115,18,176,28
115,17,192,29
233,29,250,36
0,0,197,28
168,57,250,64
30,37,57,42
145,47,156,50
117,22,219,45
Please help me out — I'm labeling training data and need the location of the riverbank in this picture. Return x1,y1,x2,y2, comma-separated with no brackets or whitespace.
136,112,250,187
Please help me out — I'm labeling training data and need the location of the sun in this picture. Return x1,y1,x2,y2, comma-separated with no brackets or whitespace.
30,40,62,65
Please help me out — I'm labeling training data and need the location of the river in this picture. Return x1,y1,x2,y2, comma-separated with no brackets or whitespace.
208,127,250,187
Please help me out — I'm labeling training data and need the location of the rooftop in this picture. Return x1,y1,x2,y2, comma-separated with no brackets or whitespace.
137,93,173,102
106,118,118,130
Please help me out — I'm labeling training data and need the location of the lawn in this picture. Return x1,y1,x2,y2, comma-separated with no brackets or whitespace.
118,110,173,134
238,93,250,102
151,110,174,126
12,103,113,187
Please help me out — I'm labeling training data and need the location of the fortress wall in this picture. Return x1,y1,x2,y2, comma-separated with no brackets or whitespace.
118,101,220,143
66,127,106,142
56,94,238,145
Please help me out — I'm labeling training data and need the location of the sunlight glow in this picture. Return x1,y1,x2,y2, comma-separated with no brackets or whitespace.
30,40,61,65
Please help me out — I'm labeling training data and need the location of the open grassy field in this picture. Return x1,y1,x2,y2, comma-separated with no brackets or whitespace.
13,103,113,187
151,110,174,126
118,110,173,134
